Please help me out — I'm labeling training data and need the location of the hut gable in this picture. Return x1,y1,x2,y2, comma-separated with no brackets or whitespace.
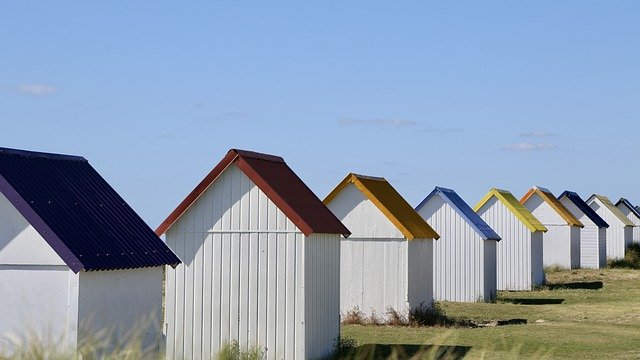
521,187,584,227
559,191,609,228
616,198,640,223
157,149,350,238
0,147,180,272
324,173,439,240
474,188,547,233
416,187,500,241
588,194,634,227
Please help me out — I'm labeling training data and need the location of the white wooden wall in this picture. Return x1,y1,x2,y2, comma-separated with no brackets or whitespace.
164,164,339,360
78,267,164,354
589,198,629,260
524,195,580,269
617,205,640,244
560,197,606,269
0,192,78,351
326,182,433,318
476,196,544,291
417,195,496,302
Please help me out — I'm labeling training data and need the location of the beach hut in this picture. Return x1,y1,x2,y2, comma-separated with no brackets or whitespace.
587,194,634,259
521,187,584,269
324,173,439,321
415,187,500,302
616,198,640,244
0,147,180,354
559,191,608,269
157,149,349,360
474,188,547,291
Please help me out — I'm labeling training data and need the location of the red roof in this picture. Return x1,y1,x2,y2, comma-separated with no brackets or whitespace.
156,149,350,237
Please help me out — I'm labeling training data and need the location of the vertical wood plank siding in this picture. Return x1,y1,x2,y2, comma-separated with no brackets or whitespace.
165,164,339,359
477,197,544,290
419,195,495,302
590,198,629,260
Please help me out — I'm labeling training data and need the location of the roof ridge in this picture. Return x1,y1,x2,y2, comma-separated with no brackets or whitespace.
351,173,386,181
558,191,609,229
0,147,87,162
616,198,640,219
521,187,584,227
474,188,547,233
230,149,285,163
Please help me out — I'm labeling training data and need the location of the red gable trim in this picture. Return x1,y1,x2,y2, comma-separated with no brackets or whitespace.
156,149,350,237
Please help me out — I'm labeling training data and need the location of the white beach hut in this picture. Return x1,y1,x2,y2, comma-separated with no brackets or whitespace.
587,194,634,260
521,186,584,269
0,147,180,354
324,173,439,321
415,187,500,302
559,191,609,269
157,149,350,360
616,198,640,244
474,188,547,291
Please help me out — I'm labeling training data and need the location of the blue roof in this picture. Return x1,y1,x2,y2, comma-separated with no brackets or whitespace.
558,191,609,228
616,198,640,219
416,187,501,241
0,147,181,272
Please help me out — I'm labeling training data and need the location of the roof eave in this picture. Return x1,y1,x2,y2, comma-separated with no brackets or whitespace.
0,173,85,273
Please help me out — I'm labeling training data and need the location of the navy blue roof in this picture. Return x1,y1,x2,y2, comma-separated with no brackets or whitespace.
416,187,501,241
0,147,181,272
616,198,640,219
558,191,609,228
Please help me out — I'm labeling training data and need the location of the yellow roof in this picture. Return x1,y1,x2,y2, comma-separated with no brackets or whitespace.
521,187,584,228
324,173,440,240
473,188,547,233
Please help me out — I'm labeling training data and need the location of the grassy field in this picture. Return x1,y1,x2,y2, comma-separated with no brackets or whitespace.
341,268,640,359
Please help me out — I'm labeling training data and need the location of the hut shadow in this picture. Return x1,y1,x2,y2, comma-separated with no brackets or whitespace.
346,344,471,359
547,281,603,290
501,298,564,305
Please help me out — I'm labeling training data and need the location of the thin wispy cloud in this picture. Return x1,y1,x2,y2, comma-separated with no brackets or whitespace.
339,118,417,126
520,131,556,138
503,142,557,151
17,83,58,95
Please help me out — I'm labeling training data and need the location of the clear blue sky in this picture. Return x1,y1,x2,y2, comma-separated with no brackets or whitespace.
2,2,639,227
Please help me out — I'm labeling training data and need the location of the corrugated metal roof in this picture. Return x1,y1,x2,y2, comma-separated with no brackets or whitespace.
616,198,640,220
0,147,181,273
474,188,547,233
558,191,609,228
156,149,350,237
588,194,635,227
521,186,584,228
324,173,439,240
416,187,501,241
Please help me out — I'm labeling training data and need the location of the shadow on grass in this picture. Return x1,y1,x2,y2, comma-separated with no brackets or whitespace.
547,281,603,290
339,344,471,360
500,298,564,305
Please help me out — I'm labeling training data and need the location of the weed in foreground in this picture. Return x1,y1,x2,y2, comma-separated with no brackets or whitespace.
217,340,262,360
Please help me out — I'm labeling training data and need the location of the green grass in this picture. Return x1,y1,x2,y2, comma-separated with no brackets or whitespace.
341,268,640,359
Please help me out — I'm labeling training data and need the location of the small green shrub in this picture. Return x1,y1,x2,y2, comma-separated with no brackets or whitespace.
217,340,262,360
609,244,640,269
385,307,408,326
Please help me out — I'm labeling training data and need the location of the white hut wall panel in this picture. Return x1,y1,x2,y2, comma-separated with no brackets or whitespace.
525,197,577,269
590,200,626,259
530,231,545,285
406,238,434,308
0,191,79,349
476,197,542,291
304,234,340,358
598,228,607,268
483,240,497,300
164,164,337,360
327,183,404,239
617,206,640,244
419,195,490,302
560,198,602,269
77,268,164,352
341,239,409,319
